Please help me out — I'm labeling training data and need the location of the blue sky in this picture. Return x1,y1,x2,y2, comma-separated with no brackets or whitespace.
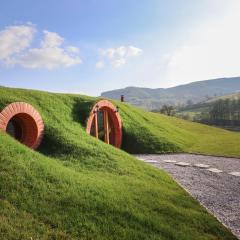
0,0,240,96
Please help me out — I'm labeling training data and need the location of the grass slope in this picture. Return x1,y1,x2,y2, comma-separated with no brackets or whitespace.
118,102,240,157
0,86,238,239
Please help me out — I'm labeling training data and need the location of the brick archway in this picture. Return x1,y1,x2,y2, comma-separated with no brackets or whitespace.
86,100,122,148
0,102,44,149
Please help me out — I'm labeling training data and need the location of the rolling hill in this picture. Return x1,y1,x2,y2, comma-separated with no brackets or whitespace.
0,86,239,239
176,92,240,119
101,77,240,110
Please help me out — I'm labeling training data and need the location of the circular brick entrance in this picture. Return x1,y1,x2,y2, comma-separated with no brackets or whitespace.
86,100,122,148
0,102,44,149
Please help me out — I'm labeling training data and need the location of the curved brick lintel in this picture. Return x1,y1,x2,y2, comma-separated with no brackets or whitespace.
86,100,122,148
0,102,44,149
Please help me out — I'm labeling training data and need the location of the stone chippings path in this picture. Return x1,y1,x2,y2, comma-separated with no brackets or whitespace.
135,154,240,239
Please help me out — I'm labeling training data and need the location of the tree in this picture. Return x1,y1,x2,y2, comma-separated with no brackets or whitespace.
208,98,240,126
160,105,175,116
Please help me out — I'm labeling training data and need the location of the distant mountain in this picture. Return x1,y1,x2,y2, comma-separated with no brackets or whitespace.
101,77,240,110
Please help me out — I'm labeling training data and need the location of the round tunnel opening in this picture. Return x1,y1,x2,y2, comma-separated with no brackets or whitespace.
6,117,23,141
6,113,38,147
0,102,44,149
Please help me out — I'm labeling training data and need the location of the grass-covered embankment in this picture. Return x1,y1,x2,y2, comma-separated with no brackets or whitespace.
0,86,239,239
118,102,240,157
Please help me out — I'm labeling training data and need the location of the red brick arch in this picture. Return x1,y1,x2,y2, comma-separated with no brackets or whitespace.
86,100,122,148
0,102,44,149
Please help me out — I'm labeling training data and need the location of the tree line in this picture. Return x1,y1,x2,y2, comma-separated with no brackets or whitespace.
152,98,240,128
200,98,240,126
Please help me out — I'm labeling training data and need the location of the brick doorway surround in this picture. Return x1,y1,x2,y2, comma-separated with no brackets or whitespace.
86,100,122,148
0,102,44,149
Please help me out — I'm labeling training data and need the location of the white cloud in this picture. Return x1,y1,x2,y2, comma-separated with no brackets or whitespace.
67,46,80,54
101,48,115,59
164,0,240,85
126,46,142,57
16,47,82,69
102,45,142,59
96,60,105,69
100,45,142,68
0,25,82,69
111,58,126,68
0,25,35,60
41,30,63,48
115,46,126,57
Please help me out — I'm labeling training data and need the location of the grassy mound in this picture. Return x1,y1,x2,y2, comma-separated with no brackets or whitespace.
1,87,240,157
119,103,240,156
0,86,238,239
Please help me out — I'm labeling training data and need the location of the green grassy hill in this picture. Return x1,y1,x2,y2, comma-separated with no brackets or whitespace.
0,86,239,239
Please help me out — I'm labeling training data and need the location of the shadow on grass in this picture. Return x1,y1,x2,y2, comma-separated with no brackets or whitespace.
71,97,96,127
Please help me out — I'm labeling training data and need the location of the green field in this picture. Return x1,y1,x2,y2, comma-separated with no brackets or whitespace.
0,86,239,239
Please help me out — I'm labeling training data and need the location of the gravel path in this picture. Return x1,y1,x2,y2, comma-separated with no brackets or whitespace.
135,154,240,239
